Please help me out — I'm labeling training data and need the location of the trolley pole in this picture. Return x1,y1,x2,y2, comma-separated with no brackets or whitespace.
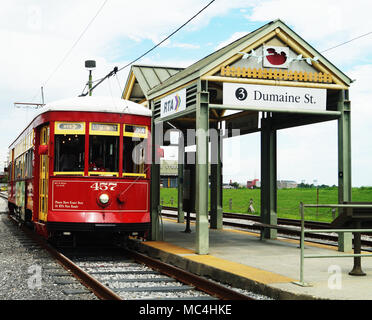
85,60,96,97
89,70,93,96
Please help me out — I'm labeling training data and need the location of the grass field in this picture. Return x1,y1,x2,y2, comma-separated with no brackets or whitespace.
160,187,372,223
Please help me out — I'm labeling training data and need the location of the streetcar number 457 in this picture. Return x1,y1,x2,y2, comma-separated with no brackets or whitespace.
90,182,117,191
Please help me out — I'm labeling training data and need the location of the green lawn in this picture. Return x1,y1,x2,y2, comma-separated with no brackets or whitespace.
160,187,372,223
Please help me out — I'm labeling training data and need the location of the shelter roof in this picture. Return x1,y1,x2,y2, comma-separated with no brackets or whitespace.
122,65,184,103
147,19,352,99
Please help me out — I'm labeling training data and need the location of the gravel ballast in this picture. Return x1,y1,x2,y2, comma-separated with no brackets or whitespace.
0,201,97,300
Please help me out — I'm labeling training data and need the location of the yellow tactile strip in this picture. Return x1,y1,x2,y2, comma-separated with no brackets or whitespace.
186,254,295,284
145,241,194,254
144,241,295,284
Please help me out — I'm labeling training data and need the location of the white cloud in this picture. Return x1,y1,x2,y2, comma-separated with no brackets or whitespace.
2,0,241,170
248,0,372,41
246,0,372,68
215,31,248,50
1,0,372,189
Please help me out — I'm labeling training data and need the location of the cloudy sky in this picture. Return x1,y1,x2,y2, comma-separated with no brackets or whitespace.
2,0,372,187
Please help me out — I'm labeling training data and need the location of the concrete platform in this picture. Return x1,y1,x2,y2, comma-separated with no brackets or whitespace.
129,217,372,300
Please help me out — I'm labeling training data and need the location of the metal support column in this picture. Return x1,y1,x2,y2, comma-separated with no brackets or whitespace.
260,114,277,240
150,118,162,241
337,90,352,252
210,125,223,229
195,81,209,254
177,132,185,223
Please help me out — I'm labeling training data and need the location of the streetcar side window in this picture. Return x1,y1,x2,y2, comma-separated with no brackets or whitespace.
25,149,33,178
8,162,12,183
15,158,20,179
54,135,85,172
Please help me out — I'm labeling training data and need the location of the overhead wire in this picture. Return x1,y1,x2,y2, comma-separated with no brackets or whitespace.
29,0,372,100
80,0,216,96
85,13,372,95
321,31,372,53
28,0,108,103
116,0,215,73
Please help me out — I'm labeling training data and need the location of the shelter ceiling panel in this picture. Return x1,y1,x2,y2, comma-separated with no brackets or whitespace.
224,111,259,135
131,82,145,99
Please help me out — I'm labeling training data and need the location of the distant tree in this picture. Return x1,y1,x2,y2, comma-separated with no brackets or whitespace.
318,184,330,189
298,183,313,188
230,182,240,189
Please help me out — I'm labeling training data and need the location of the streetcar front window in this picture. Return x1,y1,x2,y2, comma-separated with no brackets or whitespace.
89,135,119,175
54,135,85,172
123,137,147,176
122,124,148,178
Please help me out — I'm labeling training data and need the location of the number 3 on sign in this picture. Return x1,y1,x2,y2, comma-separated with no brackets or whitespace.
235,87,247,101
90,182,117,191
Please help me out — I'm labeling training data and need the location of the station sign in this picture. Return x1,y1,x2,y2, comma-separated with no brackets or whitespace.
160,88,186,118
223,83,326,111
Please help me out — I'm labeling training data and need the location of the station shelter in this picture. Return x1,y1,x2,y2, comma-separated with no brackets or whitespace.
122,19,353,254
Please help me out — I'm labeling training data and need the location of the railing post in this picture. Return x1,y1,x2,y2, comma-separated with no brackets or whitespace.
349,221,366,276
300,202,304,284
293,203,372,286
293,202,311,287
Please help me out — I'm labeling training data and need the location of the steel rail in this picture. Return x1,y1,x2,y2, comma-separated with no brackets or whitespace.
161,208,372,248
7,215,122,300
123,248,253,300
7,214,254,300
162,206,329,229
2,195,255,300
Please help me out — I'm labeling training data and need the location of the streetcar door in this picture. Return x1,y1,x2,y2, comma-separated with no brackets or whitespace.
39,125,49,221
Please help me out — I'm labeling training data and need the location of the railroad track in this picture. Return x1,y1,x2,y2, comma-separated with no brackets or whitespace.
0,192,8,201
162,206,329,229
60,247,254,300
3,206,255,300
161,206,372,249
3,193,372,300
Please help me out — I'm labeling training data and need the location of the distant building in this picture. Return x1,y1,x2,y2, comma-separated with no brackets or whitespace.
245,179,297,189
160,160,178,188
223,183,234,189
160,160,211,188
277,180,298,189
247,179,259,189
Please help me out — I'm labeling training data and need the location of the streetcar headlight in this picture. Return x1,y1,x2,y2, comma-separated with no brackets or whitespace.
99,193,110,205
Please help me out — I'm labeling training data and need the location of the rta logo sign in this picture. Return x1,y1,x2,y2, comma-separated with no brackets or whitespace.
235,87,248,101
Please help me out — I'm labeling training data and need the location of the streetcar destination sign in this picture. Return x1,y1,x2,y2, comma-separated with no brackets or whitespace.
223,83,326,111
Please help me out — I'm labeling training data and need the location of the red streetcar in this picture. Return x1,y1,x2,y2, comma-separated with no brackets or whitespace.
7,96,152,243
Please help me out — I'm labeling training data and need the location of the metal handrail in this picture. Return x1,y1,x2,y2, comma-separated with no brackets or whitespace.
294,202,372,287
